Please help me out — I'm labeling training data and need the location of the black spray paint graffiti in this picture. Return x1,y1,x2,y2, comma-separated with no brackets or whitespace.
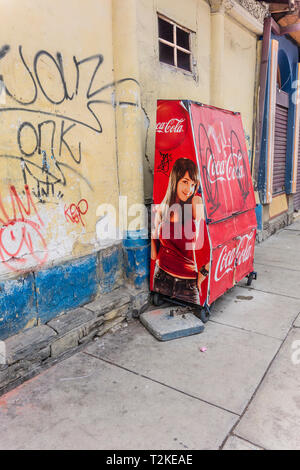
157,152,172,175
198,124,250,218
198,123,221,216
0,45,139,201
230,130,250,201
0,45,10,60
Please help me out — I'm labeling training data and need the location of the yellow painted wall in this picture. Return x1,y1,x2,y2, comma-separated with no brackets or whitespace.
223,15,257,163
269,194,288,219
138,0,259,201
136,0,211,201
0,0,119,277
112,0,144,217
0,0,261,279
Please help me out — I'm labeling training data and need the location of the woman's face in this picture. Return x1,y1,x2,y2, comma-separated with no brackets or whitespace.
176,171,196,202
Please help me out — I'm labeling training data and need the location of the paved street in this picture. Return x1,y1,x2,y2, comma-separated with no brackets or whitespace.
0,221,300,450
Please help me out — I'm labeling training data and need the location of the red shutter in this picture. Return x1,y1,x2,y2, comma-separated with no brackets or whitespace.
273,91,288,196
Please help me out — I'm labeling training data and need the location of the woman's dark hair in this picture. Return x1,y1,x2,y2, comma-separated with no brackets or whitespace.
160,158,200,221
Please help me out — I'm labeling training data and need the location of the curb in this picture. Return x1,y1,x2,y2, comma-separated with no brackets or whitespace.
0,286,150,397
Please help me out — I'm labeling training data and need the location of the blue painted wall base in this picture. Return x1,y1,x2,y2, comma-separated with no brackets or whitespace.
123,230,150,289
255,204,263,231
0,238,151,341
0,274,37,339
35,255,99,324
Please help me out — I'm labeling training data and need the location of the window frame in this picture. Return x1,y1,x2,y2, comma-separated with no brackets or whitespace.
157,13,193,73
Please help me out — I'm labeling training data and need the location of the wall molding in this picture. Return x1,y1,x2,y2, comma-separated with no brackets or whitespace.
210,0,269,35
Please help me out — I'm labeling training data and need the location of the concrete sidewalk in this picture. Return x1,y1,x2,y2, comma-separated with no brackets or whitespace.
0,222,300,450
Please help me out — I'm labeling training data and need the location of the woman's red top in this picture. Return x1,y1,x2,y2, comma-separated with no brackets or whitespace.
157,218,205,279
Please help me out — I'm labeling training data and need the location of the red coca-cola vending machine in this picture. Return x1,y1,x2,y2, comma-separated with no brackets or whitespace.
151,100,257,323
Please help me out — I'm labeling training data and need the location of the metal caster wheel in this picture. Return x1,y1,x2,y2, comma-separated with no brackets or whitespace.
200,308,210,324
152,292,164,307
246,271,257,286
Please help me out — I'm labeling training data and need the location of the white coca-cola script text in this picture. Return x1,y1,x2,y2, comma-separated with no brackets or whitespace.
207,153,245,184
156,119,185,134
214,232,254,282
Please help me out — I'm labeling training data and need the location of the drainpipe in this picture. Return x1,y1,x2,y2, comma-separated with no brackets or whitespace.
112,0,144,222
112,0,149,288
210,1,225,108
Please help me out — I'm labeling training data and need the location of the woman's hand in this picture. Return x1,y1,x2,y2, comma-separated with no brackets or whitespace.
151,238,158,261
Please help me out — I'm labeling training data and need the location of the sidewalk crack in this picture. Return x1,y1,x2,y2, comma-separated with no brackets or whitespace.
219,319,297,450
209,319,285,341
238,285,300,301
254,261,300,273
220,433,266,450
83,350,240,418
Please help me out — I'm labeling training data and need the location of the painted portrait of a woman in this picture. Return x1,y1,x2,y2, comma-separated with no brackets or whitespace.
151,157,210,305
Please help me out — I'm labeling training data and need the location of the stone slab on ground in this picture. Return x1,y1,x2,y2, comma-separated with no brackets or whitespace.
235,328,300,450
0,286,140,395
222,436,262,450
0,352,237,450
4,325,57,365
85,287,131,315
47,308,96,335
85,320,281,415
140,308,204,341
238,264,300,299
211,286,300,340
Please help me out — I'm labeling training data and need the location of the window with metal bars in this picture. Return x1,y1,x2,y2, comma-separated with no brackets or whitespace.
158,15,192,72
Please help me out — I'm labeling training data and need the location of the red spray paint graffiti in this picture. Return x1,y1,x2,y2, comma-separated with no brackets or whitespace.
0,185,48,271
64,199,88,227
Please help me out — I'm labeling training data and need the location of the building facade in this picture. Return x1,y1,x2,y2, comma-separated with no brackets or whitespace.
0,0,268,342
256,5,300,239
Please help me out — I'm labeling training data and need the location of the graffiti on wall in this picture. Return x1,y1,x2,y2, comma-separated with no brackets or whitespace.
0,45,139,202
0,185,48,271
198,122,250,216
0,43,140,274
64,199,89,227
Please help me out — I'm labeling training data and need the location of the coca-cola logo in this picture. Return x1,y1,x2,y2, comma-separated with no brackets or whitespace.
207,153,245,184
156,118,185,134
198,122,251,218
214,232,254,282
155,102,187,151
